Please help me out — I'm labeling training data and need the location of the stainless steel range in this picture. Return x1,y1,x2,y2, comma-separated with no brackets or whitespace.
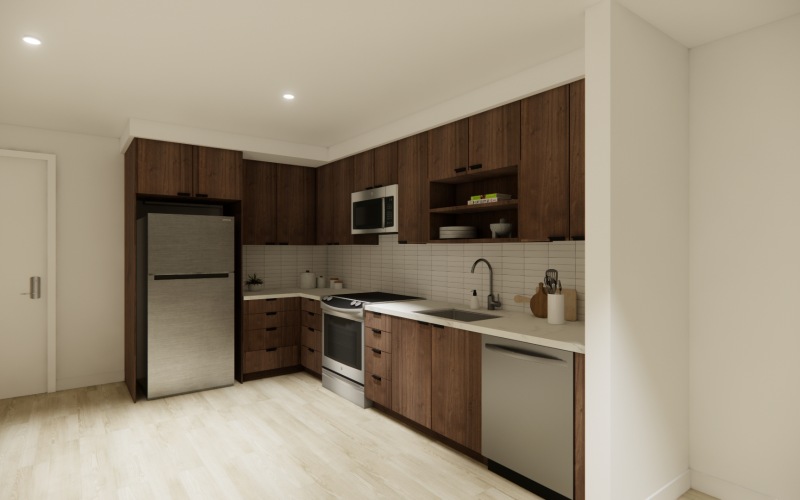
321,292,420,407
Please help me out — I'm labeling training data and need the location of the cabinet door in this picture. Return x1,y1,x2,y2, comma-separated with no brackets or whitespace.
277,164,316,244
397,132,428,244
242,160,277,245
373,142,398,188
468,102,520,173
316,163,335,245
519,86,569,241
353,150,374,192
391,317,432,428
569,79,585,240
333,157,354,245
431,326,481,453
195,146,243,200
135,139,193,196
428,119,469,181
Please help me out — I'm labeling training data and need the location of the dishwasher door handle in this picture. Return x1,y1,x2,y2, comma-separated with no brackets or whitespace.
485,343,568,366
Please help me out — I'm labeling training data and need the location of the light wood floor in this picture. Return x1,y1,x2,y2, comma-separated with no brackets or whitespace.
0,371,716,500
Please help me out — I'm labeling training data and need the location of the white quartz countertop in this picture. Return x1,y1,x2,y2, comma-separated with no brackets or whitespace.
242,289,584,354
366,300,584,354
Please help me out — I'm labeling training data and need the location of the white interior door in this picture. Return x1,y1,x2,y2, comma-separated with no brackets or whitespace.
0,149,56,399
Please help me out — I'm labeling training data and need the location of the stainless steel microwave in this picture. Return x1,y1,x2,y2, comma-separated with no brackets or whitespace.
351,184,398,234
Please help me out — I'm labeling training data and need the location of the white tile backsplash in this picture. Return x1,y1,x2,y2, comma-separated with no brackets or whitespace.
243,236,585,320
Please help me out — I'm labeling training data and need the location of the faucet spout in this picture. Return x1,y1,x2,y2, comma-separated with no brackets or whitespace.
471,258,501,310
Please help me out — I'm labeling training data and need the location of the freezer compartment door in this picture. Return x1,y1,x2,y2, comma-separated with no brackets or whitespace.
146,213,234,275
146,275,234,399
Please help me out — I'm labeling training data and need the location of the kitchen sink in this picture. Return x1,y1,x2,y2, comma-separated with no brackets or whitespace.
418,308,499,322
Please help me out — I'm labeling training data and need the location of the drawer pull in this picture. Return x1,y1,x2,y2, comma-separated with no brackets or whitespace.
372,312,382,317
177,192,191,197
266,347,278,352
307,347,315,353
371,374,382,381
308,327,314,332
265,299,277,302
417,321,429,326
371,348,381,355
265,312,277,316
432,324,444,329
468,163,483,171
371,328,381,334
266,327,277,331
454,167,467,174
195,193,209,198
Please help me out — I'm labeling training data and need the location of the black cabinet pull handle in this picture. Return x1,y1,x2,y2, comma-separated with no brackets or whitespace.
265,299,276,302
177,192,191,197
371,348,381,354
468,163,482,170
307,347,314,353
417,321,429,326
398,240,408,244
371,374,381,381
572,235,585,241
371,328,381,334
266,327,277,331
307,327,314,332
279,242,288,245
265,312,277,316
266,347,277,352
195,193,209,198
548,236,566,242
454,167,467,174
373,312,382,317
432,324,444,329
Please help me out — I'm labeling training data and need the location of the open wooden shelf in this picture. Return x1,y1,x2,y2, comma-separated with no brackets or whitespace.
429,199,517,214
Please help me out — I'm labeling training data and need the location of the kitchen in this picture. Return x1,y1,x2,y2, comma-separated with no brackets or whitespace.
2,1,799,499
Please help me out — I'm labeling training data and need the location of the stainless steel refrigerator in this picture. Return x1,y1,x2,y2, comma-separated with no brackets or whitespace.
136,213,235,399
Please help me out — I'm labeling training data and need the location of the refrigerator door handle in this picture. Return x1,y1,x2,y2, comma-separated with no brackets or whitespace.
153,273,230,280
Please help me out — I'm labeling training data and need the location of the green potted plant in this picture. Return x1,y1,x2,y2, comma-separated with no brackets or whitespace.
245,273,264,292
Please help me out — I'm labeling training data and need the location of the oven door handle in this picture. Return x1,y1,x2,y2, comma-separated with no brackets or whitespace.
321,302,364,319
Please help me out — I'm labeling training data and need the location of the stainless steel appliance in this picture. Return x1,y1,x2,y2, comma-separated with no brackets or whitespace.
136,213,235,399
321,291,419,407
482,336,574,500
351,184,398,234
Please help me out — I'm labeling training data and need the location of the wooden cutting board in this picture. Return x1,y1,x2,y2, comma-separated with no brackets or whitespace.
563,289,578,321
531,283,548,318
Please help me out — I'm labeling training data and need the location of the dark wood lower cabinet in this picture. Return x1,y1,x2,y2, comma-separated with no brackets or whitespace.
391,317,432,428
431,326,482,453
244,346,299,373
241,298,301,380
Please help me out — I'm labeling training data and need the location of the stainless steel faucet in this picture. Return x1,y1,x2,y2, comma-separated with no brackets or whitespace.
470,258,502,310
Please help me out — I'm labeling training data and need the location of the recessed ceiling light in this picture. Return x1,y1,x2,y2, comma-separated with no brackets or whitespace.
283,94,295,100
23,36,42,46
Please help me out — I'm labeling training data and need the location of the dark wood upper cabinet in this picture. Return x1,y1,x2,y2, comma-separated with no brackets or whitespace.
135,139,193,197
195,146,243,200
373,142,398,188
353,150,374,192
316,159,353,245
428,119,469,181
468,102,520,174
353,143,398,192
133,138,242,200
519,86,570,241
431,326,482,453
244,161,316,245
397,132,428,244
569,79,585,240
391,317,432,428
276,164,316,245
242,160,277,245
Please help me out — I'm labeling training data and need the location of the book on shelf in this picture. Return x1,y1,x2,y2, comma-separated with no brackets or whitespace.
466,197,514,205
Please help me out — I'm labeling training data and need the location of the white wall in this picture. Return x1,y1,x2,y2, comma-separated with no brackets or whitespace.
585,2,690,498
689,14,800,500
0,123,124,391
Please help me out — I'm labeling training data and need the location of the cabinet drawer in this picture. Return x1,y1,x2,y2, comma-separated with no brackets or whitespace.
301,297,321,314
301,310,323,330
365,348,391,379
365,327,391,352
364,311,391,331
365,373,391,407
300,346,321,375
247,327,298,351
301,326,321,351
245,297,299,314
246,310,300,330
244,346,299,373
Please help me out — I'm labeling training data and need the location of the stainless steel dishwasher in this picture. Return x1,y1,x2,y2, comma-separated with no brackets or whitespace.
482,335,574,500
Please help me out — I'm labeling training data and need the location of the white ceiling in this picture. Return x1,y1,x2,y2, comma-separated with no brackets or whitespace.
2,0,799,159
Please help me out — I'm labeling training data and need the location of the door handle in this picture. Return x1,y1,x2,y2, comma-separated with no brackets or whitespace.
20,276,41,299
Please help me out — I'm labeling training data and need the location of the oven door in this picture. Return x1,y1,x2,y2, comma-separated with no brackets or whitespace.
322,308,365,384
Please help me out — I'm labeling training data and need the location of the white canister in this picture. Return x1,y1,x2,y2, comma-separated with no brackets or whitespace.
300,270,315,289
547,294,565,325
316,276,326,288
